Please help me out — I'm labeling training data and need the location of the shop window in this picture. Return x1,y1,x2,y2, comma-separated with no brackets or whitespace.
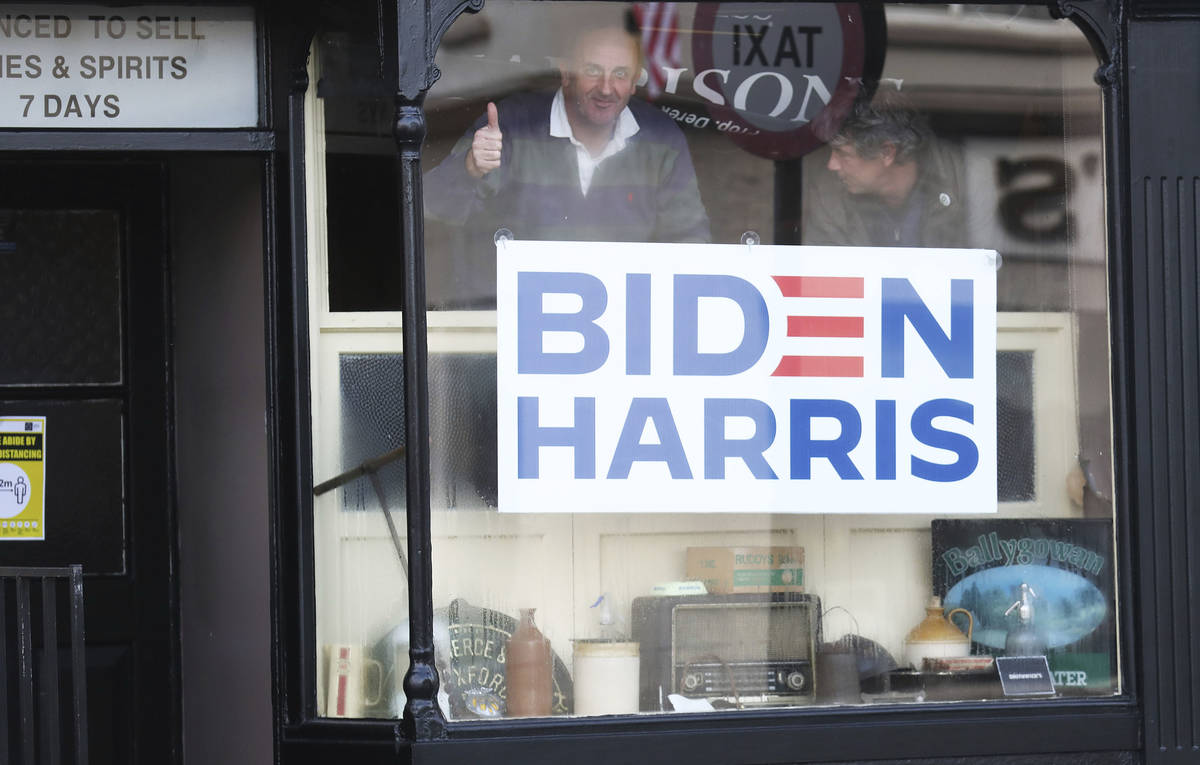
305,1,1117,722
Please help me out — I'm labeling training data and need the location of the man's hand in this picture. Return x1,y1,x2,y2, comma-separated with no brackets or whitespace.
465,102,502,179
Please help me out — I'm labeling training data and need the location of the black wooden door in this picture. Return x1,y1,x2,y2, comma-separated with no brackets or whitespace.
0,162,177,764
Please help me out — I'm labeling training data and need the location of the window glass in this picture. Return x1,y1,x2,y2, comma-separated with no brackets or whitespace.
0,210,122,385
308,1,1117,721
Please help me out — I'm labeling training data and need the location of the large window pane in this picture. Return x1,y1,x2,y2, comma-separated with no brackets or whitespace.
307,1,1117,720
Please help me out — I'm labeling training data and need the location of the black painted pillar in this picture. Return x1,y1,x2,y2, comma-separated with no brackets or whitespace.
394,89,446,742
1127,13,1200,765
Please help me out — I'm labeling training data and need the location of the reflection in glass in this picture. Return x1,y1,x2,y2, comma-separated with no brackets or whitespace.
308,1,1117,720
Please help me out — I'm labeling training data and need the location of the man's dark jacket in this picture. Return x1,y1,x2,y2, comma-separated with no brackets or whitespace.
802,141,967,248
424,91,711,243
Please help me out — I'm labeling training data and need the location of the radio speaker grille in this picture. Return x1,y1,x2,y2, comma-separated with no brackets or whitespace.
672,603,815,663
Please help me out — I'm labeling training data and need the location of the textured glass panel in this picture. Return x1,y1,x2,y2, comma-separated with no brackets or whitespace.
338,353,406,509
997,350,1035,502
0,210,122,385
428,354,498,510
338,353,498,511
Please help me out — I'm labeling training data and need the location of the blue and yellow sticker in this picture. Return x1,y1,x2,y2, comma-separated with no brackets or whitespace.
0,416,45,541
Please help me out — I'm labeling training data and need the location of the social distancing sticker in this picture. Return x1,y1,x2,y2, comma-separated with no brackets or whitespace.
0,416,45,540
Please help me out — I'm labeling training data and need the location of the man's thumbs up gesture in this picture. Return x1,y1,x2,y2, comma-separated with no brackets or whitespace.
466,102,502,179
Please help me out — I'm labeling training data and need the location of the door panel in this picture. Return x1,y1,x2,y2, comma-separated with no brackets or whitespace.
0,209,122,386
0,162,176,764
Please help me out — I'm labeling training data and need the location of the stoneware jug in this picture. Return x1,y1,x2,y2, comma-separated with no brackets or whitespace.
505,608,553,717
903,595,974,669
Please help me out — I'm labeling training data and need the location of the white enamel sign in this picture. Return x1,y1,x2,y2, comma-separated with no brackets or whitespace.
0,6,256,127
497,241,998,514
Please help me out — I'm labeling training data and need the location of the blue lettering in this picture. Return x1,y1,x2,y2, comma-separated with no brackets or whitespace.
910,398,979,482
673,274,768,375
518,272,609,374
626,273,651,375
704,398,778,479
607,398,693,479
789,399,863,480
876,399,896,480
517,397,596,479
881,278,974,379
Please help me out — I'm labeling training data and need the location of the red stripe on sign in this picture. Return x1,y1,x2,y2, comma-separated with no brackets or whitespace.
773,276,864,299
335,647,350,717
772,356,864,377
787,315,864,338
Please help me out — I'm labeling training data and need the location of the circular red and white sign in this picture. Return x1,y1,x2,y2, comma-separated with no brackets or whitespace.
692,2,883,160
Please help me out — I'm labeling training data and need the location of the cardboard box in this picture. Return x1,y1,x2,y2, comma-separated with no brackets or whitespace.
685,546,805,594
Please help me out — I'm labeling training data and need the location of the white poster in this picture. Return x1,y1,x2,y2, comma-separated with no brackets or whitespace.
497,241,997,514
0,6,256,127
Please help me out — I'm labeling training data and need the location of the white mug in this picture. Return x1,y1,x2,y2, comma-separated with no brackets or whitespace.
325,644,383,718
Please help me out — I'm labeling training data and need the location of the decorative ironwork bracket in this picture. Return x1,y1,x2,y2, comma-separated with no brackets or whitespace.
397,0,485,99
1053,0,1123,88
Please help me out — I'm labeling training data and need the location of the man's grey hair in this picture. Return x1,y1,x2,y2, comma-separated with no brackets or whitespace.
831,88,930,164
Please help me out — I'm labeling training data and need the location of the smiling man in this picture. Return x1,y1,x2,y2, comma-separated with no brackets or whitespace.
425,23,710,245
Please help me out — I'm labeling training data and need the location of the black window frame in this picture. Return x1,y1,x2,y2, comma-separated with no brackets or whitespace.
267,0,1152,762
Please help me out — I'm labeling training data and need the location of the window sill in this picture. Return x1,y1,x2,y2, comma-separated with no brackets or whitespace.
280,698,1139,765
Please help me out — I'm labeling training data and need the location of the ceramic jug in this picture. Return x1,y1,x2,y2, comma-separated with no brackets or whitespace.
903,596,974,669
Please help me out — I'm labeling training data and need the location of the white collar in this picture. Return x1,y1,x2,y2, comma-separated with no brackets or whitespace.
549,88,639,156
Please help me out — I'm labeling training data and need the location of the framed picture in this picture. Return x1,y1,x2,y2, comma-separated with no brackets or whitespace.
931,518,1115,694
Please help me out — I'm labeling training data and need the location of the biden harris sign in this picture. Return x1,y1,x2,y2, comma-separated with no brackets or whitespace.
496,241,998,514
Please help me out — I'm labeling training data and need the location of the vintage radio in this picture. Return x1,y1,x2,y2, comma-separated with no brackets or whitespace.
631,593,821,711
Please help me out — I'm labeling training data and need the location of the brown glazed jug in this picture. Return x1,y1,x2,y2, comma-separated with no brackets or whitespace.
505,608,552,717
902,595,974,669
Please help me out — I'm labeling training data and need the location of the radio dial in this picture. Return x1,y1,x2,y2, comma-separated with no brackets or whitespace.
785,671,806,691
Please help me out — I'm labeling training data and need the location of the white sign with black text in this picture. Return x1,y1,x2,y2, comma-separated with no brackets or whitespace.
0,5,256,127
496,241,998,514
